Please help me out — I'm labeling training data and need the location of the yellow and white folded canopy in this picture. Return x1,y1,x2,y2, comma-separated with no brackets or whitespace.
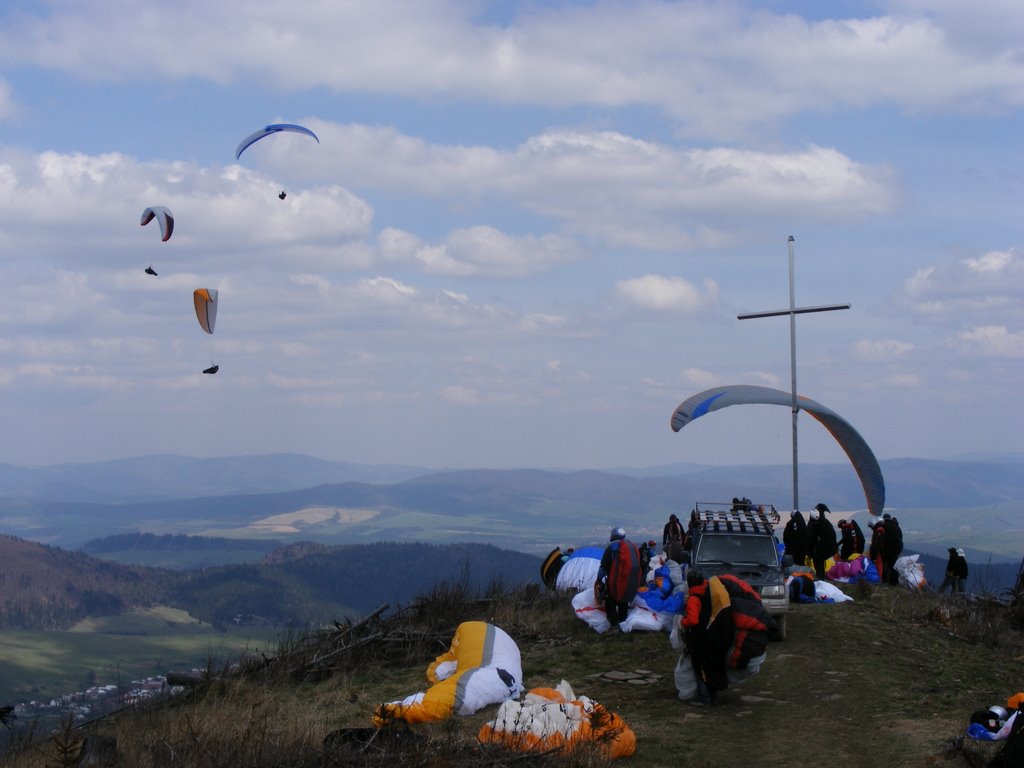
374,620,522,725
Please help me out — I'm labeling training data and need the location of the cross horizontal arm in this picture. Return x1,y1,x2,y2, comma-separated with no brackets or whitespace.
737,302,851,320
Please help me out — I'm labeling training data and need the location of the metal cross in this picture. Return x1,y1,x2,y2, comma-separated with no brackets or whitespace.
737,236,850,514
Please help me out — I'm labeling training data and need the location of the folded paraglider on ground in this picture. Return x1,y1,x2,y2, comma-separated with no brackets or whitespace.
569,551,686,634
373,621,522,726
479,679,636,759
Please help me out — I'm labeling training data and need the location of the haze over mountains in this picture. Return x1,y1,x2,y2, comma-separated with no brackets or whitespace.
0,453,1021,562
0,454,429,503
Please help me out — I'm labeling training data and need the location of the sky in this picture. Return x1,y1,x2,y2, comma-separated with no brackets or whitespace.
0,0,1021,472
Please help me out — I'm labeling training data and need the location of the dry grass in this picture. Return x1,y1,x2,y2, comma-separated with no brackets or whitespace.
3,579,1023,768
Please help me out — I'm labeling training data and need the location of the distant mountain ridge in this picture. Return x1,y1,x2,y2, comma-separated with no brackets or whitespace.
0,453,432,502
0,453,1022,559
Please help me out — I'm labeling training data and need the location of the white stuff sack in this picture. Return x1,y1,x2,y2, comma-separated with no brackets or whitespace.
674,652,698,701
895,554,927,590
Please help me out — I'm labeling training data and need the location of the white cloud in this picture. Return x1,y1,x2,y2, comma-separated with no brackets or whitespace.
286,274,536,335
852,338,914,361
616,275,718,313
884,0,1024,56
351,276,419,306
375,225,583,277
675,368,783,390
950,325,1024,358
902,248,1024,319
0,149,375,270
300,125,898,250
7,359,133,394
438,385,480,406
858,372,923,389
965,250,1013,272
0,146,593,279
290,391,347,408
516,314,570,334
747,371,782,388
680,368,720,389
682,145,896,218
2,3,1022,135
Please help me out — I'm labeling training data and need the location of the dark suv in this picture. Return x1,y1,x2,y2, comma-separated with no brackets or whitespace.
685,501,791,640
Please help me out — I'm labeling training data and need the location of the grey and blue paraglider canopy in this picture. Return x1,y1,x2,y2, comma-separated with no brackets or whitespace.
670,384,885,517
235,123,319,160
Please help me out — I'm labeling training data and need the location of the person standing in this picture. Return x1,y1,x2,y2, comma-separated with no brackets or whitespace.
882,513,904,585
838,519,856,560
663,514,685,549
807,503,838,579
782,510,808,567
868,518,885,578
638,539,658,578
596,527,642,628
939,548,959,594
684,508,700,551
954,548,969,593
850,518,866,556
939,547,969,594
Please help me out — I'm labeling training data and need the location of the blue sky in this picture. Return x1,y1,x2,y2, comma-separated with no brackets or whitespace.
0,0,1021,474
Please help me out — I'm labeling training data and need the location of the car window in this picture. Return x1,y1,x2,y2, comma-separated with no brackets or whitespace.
696,534,778,564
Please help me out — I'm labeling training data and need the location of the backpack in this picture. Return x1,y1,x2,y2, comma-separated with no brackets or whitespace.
606,540,641,603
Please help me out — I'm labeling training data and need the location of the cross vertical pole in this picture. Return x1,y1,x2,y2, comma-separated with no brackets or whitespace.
737,236,851,515
787,236,799,515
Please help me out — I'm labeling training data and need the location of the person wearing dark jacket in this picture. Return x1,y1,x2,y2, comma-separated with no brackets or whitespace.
838,519,855,560
663,514,685,548
868,519,886,581
850,518,866,555
881,513,904,585
679,570,774,706
806,503,838,579
679,569,724,706
837,518,865,560
684,508,700,551
782,511,808,567
596,527,642,627
939,547,969,594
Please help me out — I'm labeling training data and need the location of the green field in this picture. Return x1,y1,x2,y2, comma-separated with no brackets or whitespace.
0,606,280,703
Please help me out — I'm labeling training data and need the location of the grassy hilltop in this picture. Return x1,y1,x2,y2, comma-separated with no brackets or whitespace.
3,580,1023,768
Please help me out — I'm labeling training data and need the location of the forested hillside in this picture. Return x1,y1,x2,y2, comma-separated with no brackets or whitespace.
0,535,541,630
0,535,170,629
173,542,541,627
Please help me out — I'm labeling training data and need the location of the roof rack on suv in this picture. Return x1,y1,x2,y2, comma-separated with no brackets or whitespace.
692,502,780,534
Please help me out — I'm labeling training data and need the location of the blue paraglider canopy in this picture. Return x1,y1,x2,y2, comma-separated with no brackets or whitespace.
235,123,319,160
